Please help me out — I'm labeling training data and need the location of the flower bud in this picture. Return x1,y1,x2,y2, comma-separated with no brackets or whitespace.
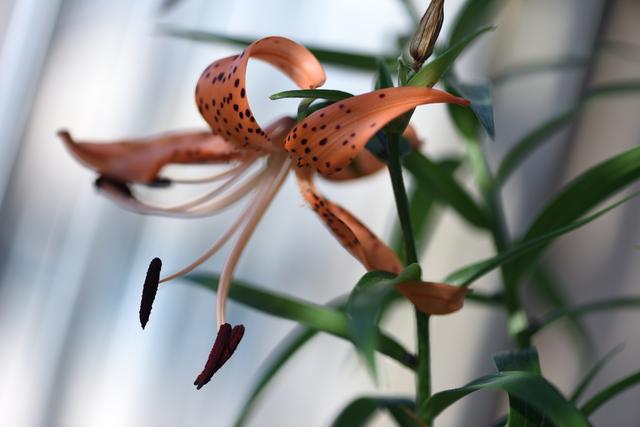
409,0,445,69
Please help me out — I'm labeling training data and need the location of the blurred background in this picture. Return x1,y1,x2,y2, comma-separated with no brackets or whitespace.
0,0,639,426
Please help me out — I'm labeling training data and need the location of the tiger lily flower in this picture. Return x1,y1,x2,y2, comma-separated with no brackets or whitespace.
60,36,469,388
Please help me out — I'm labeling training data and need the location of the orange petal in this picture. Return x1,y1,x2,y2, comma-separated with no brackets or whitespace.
284,87,467,176
59,129,246,183
296,169,402,274
321,125,423,181
396,281,466,315
196,36,326,151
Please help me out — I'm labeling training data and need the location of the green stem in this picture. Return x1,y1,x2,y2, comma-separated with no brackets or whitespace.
465,138,530,348
386,133,431,420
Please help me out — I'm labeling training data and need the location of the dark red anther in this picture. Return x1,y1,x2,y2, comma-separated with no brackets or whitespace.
194,323,245,389
139,258,162,329
94,176,133,198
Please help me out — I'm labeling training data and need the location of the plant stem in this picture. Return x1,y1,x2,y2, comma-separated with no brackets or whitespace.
465,138,531,348
386,132,431,420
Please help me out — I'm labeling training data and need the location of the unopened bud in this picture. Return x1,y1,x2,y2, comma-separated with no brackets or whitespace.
409,0,445,70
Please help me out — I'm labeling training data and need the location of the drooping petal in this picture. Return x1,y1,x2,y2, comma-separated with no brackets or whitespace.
59,129,246,183
196,36,326,151
296,169,402,274
322,125,423,181
396,281,466,315
284,87,468,176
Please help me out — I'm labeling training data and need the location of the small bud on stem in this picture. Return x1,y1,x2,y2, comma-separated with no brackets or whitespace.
409,0,445,70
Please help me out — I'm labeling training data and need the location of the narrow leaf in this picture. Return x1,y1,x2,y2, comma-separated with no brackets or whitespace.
233,327,316,427
161,26,393,71
445,193,638,287
496,82,640,185
581,370,640,416
571,344,625,404
347,264,422,376
404,151,490,229
375,58,395,90
529,265,592,351
408,26,494,88
493,348,546,426
492,56,589,85
270,89,354,101
331,396,419,427
184,275,416,370
532,298,640,336
509,146,640,281
424,371,590,426
448,0,505,46
446,74,495,138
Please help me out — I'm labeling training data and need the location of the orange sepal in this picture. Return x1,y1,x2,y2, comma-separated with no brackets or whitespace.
322,125,423,181
196,36,326,151
396,281,467,315
284,87,467,176
296,169,402,274
59,129,246,183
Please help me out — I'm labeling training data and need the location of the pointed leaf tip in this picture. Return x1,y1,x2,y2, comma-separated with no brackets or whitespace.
140,257,162,329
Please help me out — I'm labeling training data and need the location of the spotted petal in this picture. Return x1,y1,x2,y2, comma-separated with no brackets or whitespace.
59,129,245,183
196,36,326,151
285,87,468,176
321,125,423,181
396,281,466,315
296,170,402,274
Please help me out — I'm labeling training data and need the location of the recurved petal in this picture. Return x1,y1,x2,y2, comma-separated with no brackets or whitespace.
296,169,402,274
396,281,466,315
196,36,326,151
321,125,423,181
59,129,245,183
284,87,467,176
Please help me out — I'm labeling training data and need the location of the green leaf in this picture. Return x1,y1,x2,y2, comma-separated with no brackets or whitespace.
408,26,495,88
233,327,316,427
494,347,542,375
529,265,592,352
424,371,590,426
448,0,505,46
184,275,416,370
496,82,640,185
160,26,393,71
270,89,354,101
581,370,640,416
446,74,495,138
375,58,395,90
445,193,638,287
404,151,490,229
330,396,418,427
347,264,422,376
492,56,589,85
531,297,640,336
570,344,625,404
494,348,546,426
510,146,640,281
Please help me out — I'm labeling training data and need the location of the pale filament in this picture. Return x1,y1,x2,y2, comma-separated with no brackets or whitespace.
216,154,291,327
110,167,269,218
158,183,266,284
158,161,255,213
166,157,257,184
